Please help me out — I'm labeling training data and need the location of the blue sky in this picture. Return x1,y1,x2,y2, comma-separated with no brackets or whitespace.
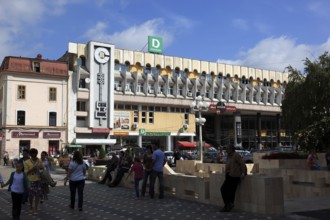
1,0,330,72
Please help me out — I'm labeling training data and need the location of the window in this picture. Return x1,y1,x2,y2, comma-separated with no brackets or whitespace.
77,101,86,111
148,112,154,123
134,111,139,123
79,79,86,88
33,62,40,72
141,111,146,123
17,110,25,125
49,87,57,101
17,85,26,99
184,113,189,124
49,112,57,126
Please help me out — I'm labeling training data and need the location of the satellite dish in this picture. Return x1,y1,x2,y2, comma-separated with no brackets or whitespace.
85,78,90,84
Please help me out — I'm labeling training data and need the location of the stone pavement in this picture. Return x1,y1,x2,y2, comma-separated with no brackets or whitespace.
0,165,329,220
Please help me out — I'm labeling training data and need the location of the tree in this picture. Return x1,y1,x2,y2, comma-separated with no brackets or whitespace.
282,52,330,151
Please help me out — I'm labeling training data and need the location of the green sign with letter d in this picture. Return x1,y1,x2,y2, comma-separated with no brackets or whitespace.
148,36,163,54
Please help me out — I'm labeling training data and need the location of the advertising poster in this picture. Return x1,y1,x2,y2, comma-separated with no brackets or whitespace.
114,112,130,130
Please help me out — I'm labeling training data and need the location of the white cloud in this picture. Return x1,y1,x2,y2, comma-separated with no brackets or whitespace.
307,1,330,18
217,36,330,72
0,0,78,61
84,19,174,51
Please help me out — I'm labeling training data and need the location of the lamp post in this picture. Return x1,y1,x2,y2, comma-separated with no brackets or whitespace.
190,95,209,163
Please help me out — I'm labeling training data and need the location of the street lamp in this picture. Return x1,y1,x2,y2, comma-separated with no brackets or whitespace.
190,95,209,162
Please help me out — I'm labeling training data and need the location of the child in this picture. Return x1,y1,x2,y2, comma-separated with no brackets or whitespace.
2,161,29,219
126,157,144,199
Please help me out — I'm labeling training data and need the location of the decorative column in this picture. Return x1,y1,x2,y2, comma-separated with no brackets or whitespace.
234,112,242,148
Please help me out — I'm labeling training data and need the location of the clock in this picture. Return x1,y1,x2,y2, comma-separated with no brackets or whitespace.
94,47,110,64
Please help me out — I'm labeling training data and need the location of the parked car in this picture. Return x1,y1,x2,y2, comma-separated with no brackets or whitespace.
164,151,175,167
236,150,254,164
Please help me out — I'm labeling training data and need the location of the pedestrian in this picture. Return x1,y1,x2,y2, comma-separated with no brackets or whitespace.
40,151,57,203
220,144,246,212
307,150,320,170
64,151,86,211
2,161,29,220
149,143,166,199
0,173,4,186
141,146,153,197
24,148,45,215
126,157,144,199
18,148,30,204
98,151,119,185
3,151,9,166
109,150,132,187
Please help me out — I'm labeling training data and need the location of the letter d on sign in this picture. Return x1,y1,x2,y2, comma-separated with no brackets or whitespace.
148,36,163,54
152,39,160,48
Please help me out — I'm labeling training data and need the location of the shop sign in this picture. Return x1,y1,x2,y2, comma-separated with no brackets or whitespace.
92,128,110,133
148,36,163,54
43,132,61,138
225,106,236,112
113,132,129,136
12,132,39,138
145,132,171,136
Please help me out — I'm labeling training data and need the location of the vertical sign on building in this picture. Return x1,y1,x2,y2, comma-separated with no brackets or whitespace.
148,36,163,54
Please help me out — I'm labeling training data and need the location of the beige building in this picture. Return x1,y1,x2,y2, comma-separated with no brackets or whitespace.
60,41,290,154
0,55,68,158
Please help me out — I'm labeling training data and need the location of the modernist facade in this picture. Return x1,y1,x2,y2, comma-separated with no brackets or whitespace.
0,55,68,158
60,41,290,153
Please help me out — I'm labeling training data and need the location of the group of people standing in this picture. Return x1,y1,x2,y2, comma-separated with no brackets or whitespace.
99,143,166,200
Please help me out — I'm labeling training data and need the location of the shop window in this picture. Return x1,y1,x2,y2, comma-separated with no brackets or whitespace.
17,110,25,125
49,112,57,126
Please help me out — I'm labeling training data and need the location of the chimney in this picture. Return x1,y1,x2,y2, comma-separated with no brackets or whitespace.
36,54,42,59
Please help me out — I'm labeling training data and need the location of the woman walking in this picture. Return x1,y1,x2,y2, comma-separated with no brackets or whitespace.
24,148,45,215
2,161,29,220
64,151,86,211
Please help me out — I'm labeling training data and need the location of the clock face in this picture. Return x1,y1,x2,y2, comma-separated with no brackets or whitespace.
94,47,110,64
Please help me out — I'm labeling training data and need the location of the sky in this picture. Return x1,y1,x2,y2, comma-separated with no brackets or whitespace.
1,0,330,72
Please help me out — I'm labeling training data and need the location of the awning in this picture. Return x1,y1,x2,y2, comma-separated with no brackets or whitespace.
177,141,195,147
75,138,116,145
176,141,211,148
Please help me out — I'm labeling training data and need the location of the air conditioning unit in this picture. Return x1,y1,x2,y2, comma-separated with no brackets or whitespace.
132,123,138,129
183,124,189,129
149,89,154,93
187,92,193,97
116,86,122,91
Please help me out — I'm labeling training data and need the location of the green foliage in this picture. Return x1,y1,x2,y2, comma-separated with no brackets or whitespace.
282,52,330,152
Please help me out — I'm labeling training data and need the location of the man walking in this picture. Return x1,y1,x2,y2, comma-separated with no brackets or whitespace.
149,143,166,199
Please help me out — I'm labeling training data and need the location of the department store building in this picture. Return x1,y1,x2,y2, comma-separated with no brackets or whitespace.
59,40,290,154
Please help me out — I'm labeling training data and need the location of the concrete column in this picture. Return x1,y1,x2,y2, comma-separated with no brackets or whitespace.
234,112,242,148
166,136,172,151
257,113,262,149
276,114,281,146
215,114,221,146
189,136,194,142
137,136,142,148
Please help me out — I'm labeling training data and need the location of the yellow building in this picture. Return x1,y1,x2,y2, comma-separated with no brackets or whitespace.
60,41,289,154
